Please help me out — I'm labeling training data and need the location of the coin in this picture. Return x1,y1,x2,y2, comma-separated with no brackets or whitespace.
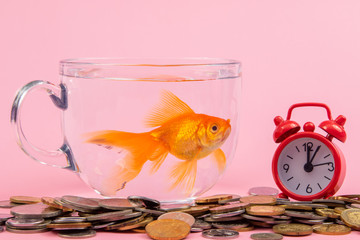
134,207,166,216
246,205,285,216
98,198,141,210
159,203,191,212
6,218,49,229
128,196,159,209
11,203,63,218
294,218,325,225
334,207,347,214
211,209,245,218
218,195,241,204
145,219,191,240
41,197,73,212
315,208,340,218
212,222,249,231
248,220,273,228
106,214,147,230
179,205,209,216
240,195,276,205
47,222,92,230
277,204,312,211
0,213,13,222
0,226,3,232
250,233,283,240
248,187,279,196
10,196,41,204
202,229,239,239
273,223,313,236
312,223,351,235
6,226,49,233
350,203,360,209
0,200,20,208
53,217,88,223
116,216,153,231
192,219,212,230
204,215,244,222
57,229,96,238
236,225,255,232
61,196,100,211
196,194,233,204
86,209,137,222
312,199,346,208
340,208,360,230
284,210,327,220
158,212,195,226
210,203,249,214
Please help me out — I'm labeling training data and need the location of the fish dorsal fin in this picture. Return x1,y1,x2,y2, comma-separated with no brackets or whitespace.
144,90,195,128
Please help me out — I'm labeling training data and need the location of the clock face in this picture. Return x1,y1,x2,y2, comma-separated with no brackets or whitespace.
277,137,335,196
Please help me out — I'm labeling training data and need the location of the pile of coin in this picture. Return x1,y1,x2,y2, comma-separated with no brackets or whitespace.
0,190,359,239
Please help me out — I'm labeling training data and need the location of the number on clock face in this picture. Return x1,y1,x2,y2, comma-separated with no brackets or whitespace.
277,137,335,196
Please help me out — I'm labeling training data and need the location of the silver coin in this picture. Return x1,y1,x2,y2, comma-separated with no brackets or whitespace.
284,210,327,220
159,203,191,211
61,196,100,211
293,218,325,225
0,226,3,232
134,207,165,216
204,215,244,222
98,198,141,210
248,187,279,196
53,217,88,223
91,221,115,229
250,233,283,240
0,213,13,221
202,229,239,239
211,209,245,219
312,199,346,207
0,200,20,208
86,209,139,222
191,227,204,232
6,225,49,233
6,218,46,228
128,196,160,209
57,229,96,238
242,214,274,222
11,203,63,218
272,215,291,220
193,219,212,230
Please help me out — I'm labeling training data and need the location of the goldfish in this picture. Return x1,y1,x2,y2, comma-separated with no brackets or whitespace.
86,90,231,195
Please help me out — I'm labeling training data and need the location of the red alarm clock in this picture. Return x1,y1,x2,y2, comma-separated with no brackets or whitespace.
272,103,346,201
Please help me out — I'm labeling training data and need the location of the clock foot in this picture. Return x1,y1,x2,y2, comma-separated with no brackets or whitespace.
277,192,289,199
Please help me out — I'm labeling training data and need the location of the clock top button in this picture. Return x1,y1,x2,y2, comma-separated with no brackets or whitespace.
303,122,315,132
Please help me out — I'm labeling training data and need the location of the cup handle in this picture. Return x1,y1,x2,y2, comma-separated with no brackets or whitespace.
11,80,78,172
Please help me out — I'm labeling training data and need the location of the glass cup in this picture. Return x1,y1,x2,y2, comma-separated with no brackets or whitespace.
11,58,242,202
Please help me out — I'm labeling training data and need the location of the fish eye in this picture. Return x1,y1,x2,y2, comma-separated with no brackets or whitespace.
210,124,218,133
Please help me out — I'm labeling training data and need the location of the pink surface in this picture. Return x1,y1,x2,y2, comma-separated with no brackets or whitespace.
1,0,360,239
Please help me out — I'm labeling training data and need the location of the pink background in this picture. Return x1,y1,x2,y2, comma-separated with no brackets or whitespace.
1,0,360,239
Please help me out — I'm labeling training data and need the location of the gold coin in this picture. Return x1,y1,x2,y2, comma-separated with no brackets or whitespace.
278,204,312,211
179,206,209,216
334,207,346,214
47,222,91,229
195,194,233,204
236,225,255,232
10,196,41,204
315,208,340,219
340,208,360,230
273,223,313,236
41,197,73,212
116,216,153,231
210,203,249,214
240,195,276,205
246,205,285,216
313,224,351,235
145,219,191,240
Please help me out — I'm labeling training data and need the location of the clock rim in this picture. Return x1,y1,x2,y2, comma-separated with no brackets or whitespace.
272,132,343,201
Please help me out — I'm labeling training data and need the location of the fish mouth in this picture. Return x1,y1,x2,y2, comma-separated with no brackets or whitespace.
222,127,231,140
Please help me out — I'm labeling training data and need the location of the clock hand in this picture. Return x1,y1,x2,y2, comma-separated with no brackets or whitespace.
313,162,332,167
309,145,321,164
306,143,312,164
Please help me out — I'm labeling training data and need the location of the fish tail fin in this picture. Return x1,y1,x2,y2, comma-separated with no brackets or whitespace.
211,148,227,174
169,160,197,194
86,130,167,195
